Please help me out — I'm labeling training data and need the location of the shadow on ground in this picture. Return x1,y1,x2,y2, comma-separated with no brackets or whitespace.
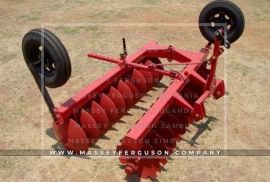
182,115,218,147
44,115,218,167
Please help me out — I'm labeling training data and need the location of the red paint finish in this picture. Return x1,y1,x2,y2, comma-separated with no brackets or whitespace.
52,36,225,179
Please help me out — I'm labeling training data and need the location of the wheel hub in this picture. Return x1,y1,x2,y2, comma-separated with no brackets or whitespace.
211,12,233,32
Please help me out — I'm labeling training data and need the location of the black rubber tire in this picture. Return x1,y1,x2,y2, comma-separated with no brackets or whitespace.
22,28,71,88
199,0,245,44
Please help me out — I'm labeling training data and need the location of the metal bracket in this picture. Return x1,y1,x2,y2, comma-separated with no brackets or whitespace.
167,45,173,62
214,29,231,49
28,62,57,121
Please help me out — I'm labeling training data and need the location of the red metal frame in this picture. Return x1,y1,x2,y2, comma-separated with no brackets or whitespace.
50,31,226,178
114,39,224,143
54,37,224,125
113,37,225,178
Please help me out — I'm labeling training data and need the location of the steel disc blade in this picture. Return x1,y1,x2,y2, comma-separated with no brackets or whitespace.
160,158,167,165
117,80,134,110
154,121,176,153
125,75,142,103
160,114,182,142
148,130,167,152
137,155,161,179
100,93,118,126
178,118,188,135
148,130,168,165
90,101,110,136
53,118,88,153
137,159,158,179
79,109,100,145
109,86,126,119
117,142,162,179
138,69,154,91
145,60,160,85
148,58,164,81
152,161,162,173
131,69,148,93
139,165,157,180
136,143,159,179
171,106,188,135
187,116,193,124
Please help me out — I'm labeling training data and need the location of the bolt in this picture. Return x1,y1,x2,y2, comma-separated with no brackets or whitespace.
135,160,138,163
216,91,220,96
195,114,198,118
212,56,216,60
56,115,60,119
212,85,216,88
125,165,134,175
62,137,67,143
53,108,58,113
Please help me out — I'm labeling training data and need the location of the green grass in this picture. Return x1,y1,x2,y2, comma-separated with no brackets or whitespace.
1,53,17,63
55,26,80,35
17,10,41,22
143,0,156,4
231,61,253,77
88,10,115,19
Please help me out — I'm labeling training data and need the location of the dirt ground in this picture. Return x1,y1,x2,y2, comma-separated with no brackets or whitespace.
0,0,269,181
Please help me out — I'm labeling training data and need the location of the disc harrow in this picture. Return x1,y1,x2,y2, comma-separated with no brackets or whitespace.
22,0,245,179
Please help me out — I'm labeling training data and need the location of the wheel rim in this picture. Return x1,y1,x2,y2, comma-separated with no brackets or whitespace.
31,45,55,78
208,11,234,34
